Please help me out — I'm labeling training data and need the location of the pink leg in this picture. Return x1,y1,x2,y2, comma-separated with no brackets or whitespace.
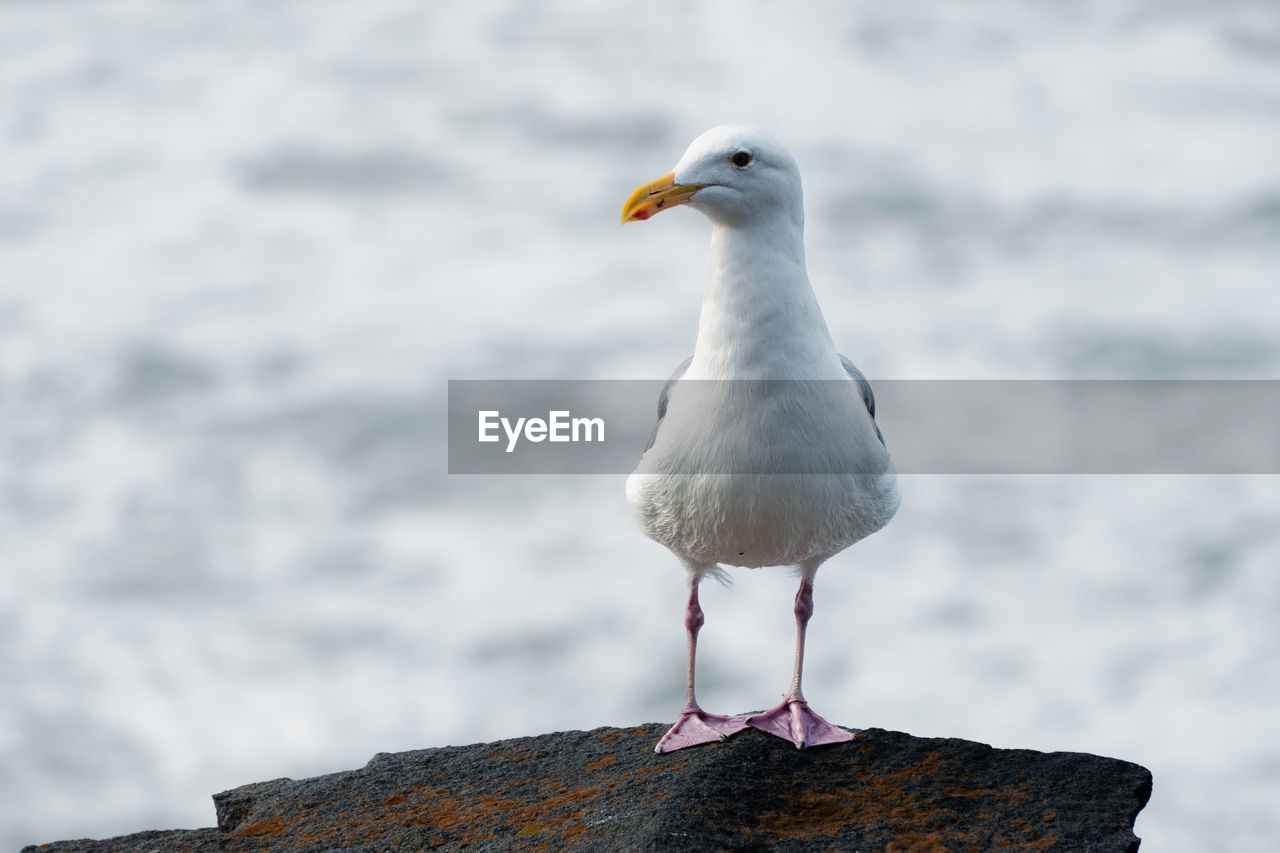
655,581,750,753
748,576,854,749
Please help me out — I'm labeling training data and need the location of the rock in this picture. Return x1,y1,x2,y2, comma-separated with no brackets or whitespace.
22,724,1152,852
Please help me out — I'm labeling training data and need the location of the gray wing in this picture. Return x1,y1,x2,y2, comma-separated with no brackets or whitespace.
644,355,694,453
840,354,886,447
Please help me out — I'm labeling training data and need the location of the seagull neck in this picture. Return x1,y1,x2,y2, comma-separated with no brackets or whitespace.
690,221,843,379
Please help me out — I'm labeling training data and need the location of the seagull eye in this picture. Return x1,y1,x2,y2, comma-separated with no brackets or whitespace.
730,151,752,168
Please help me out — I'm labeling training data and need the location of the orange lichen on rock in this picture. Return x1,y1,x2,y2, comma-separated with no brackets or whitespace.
226,779,606,850
755,747,1063,851
886,835,951,853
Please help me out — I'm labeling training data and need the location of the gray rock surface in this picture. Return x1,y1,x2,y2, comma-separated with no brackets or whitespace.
22,723,1152,852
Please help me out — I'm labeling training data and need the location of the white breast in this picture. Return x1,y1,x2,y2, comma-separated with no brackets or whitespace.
627,377,900,569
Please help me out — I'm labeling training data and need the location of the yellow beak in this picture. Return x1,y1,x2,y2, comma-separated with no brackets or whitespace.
620,172,706,223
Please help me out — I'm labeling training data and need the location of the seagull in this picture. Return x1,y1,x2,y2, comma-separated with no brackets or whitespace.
620,127,901,753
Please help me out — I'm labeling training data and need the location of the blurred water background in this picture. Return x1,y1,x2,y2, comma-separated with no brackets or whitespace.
3,1,1279,849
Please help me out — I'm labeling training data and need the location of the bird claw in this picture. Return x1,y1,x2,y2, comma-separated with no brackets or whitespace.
747,698,855,749
655,707,751,753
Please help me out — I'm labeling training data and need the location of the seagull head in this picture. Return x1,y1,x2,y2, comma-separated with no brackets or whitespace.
621,126,803,229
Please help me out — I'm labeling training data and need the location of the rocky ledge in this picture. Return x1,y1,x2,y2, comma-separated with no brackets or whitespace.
23,723,1151,852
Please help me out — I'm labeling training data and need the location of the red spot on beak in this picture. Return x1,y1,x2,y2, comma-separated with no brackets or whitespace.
632,209,651,221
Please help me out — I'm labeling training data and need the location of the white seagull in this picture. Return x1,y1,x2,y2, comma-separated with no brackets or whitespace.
621,126,901,753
